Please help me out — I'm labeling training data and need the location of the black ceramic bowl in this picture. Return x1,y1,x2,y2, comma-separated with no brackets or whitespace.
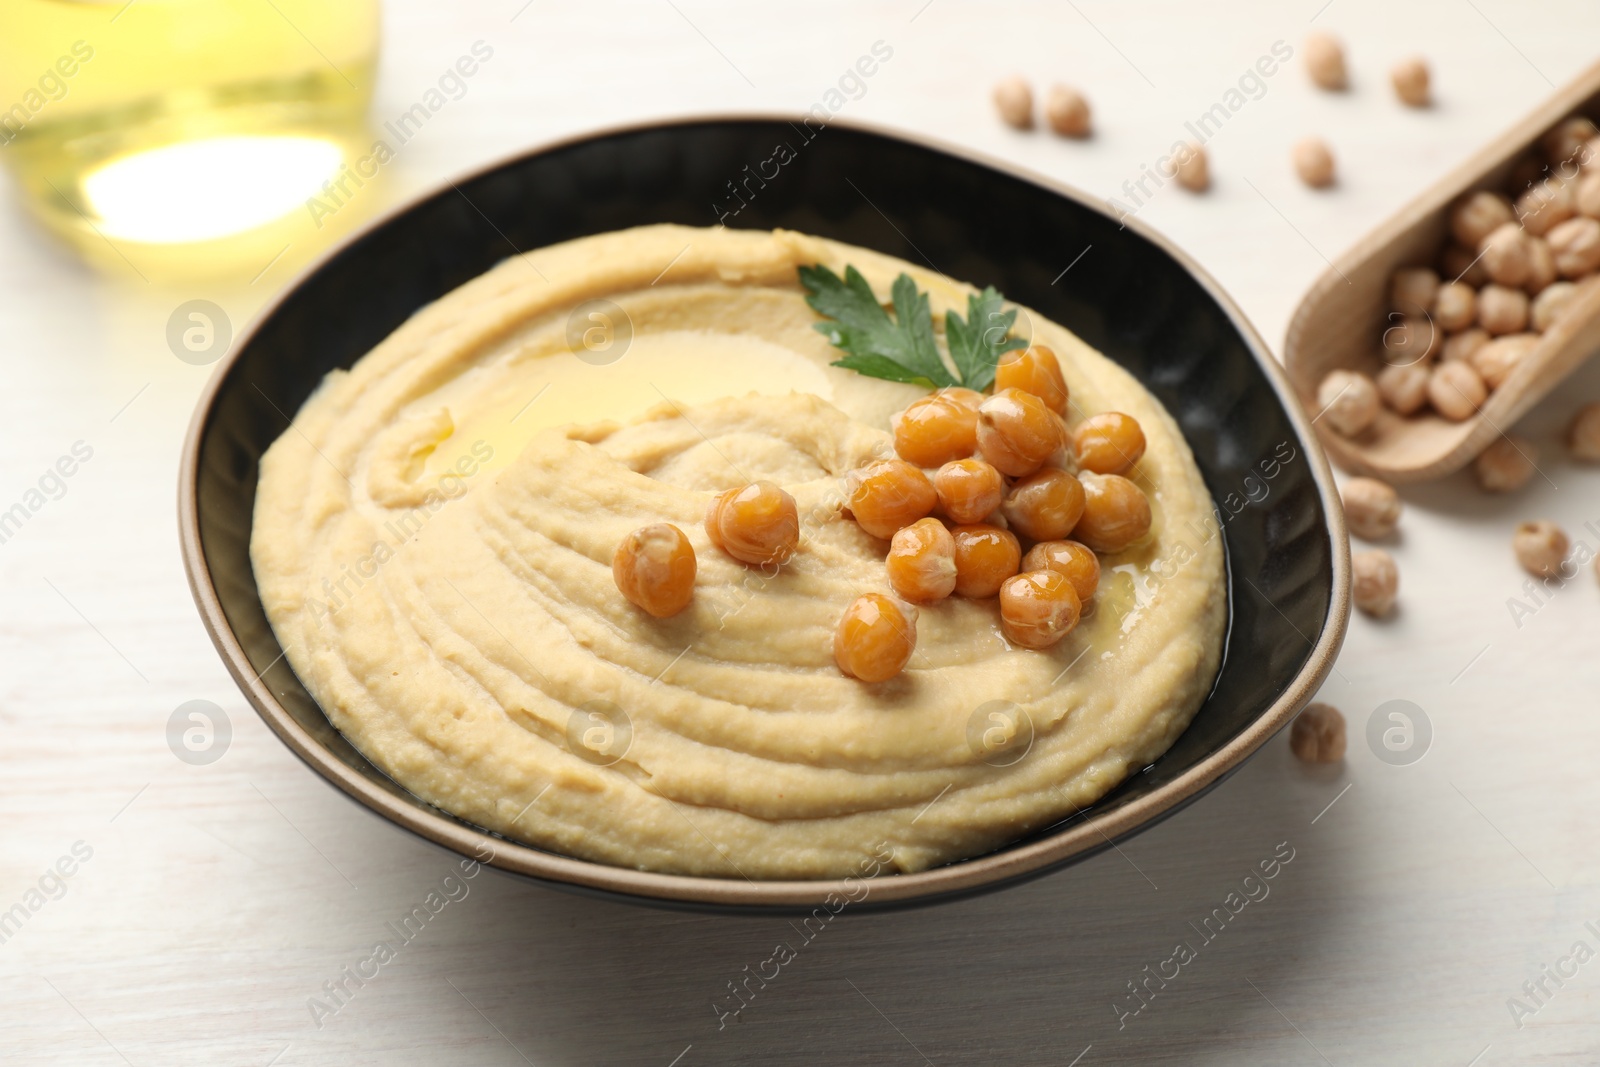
180,116,1349,912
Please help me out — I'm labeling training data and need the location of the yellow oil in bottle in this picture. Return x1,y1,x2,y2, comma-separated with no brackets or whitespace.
0,0,380,282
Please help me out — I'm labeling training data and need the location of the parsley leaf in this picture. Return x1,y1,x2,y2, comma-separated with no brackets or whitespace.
800,264,1025,392
799,265,956,388
946,286,1027,392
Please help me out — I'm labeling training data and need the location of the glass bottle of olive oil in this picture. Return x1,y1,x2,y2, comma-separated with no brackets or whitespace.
0,0,380,282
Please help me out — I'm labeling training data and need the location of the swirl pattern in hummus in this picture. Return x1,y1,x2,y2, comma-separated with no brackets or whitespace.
252,225,1226,879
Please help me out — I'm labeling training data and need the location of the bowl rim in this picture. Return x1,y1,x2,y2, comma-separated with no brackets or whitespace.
178,112,1351,910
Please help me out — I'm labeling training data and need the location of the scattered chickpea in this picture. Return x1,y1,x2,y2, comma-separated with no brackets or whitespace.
999,570,1082,650
1303,31,1347,91
1440,243,1490,288
1021,540,1101,602
1514,179,1575,238
994,345,1068,414
1390,267,1440,316
613,523,697,618
1001,467,1086,542
1390,56,1430,108
1428,360,1487,421
1316,369,1380,437
1289,703,1346,764
993,75,1033,130
1476,284,1530,336
1479,223,1532,289
1292,137,1336,188
1072,411,1147,475
894,391,979,467
887,517,958,603
1044,84,1092,138
1512,520,1569,579
1173,142,1210,192
1532,281,1580,332
950,523,1022,598
1524,236,1557,295
1352,548,1399,616
1431,281,1476,332
1473,435,1538,493
1546,216,1600,277
1543,117,1600,166
934,458,1005,525
1469,333,1537,389
1341,477,1401,540
1074,472,1152,553
1376,362,1431,416
1568,401,1600,461
977,388,1066,477
1442,327,1489,364
705,482,799,567
833,593,917,683
1575,172,1600,218
1450,192,1513,249
846,460,937,540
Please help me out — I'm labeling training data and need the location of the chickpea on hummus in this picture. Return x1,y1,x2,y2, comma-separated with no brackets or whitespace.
251,225,1225,880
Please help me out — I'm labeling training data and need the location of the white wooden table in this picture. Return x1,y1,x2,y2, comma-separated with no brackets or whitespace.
3,2,1598,1063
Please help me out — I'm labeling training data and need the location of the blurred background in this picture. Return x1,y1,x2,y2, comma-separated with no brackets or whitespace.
3,2,1600,1065
2,0,379,280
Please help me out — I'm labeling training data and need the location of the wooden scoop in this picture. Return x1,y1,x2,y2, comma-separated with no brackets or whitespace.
1284,60,1600,483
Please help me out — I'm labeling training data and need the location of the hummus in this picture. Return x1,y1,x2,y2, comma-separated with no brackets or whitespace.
251,224,1226,879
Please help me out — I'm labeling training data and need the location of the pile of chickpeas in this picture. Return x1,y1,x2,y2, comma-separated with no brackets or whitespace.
612,346,1154,684
1317,115,1600,438
1300,112,1600,681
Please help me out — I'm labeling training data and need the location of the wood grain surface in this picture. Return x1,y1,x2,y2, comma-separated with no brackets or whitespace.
2,2,1599,1064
